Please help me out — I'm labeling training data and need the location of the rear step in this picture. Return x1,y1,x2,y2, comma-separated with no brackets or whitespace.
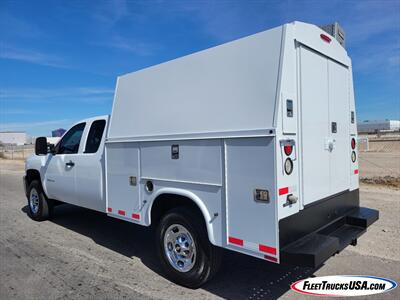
281,207,378,268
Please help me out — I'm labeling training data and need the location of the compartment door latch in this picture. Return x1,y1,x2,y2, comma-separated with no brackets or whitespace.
254,189,270,203
283,194,298,207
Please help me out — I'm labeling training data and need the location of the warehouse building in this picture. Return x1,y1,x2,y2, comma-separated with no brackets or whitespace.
0,131,27,145
358,120,400,134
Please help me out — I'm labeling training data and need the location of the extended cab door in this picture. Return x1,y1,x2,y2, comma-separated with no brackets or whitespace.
72,118,107,212
44,122,86,205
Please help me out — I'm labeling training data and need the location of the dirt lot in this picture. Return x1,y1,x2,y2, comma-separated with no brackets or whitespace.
0,154,399,299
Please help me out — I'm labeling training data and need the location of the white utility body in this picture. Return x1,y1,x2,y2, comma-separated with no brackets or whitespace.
25,21,378,288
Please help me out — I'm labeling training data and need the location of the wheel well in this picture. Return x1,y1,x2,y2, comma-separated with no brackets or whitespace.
26,169,41,186
151,193,206,227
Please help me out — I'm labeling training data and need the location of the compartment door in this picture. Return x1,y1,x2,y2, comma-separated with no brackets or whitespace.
225,137,278,260
105,143,141,221
299,46,331,205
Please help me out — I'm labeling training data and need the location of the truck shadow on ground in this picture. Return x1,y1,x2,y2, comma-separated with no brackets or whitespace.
22,203,317,299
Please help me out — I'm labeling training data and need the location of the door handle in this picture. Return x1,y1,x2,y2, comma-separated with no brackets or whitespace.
66,160,75,167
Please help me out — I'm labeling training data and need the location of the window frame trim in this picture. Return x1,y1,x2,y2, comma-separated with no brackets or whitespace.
83,119,107,155
54,122,86,155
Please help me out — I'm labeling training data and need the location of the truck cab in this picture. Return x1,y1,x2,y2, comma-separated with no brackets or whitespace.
24,115,109,213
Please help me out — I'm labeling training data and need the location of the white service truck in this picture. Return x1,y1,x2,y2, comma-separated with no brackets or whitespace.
24,21,378,288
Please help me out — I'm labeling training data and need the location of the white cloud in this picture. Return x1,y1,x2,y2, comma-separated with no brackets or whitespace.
91,0,130,26
0,109,34,115
1,87,114,102
0,12,44,40
0,46,67,68
0,119,72,132
94,35,161,56
345,2,400,46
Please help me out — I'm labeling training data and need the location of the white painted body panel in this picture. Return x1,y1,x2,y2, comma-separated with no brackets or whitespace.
298,46,353,206
225,137,278,261
25,21,359,262
27,116,108,212
44,153,78,204
298,46,331,206
328,60,351,194
106,143,141,218
107,27,283,142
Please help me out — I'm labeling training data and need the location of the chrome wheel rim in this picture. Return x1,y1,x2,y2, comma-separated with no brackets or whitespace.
164,224,196,272
29,188,40,214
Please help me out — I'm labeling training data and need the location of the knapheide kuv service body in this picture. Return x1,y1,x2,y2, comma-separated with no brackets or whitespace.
24,21,379,288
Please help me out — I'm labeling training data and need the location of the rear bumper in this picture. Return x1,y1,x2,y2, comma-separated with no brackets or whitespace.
279,189,379,268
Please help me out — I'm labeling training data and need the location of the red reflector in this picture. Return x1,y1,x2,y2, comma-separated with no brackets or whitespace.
118,210,126,216
354,169,359,174
351,138,356,149
107,207,112,213
279,187,289,196
320,33,331,43
259,244,277,255
284,145,293,156
228,236,244,246
132,213,140,220
264,255,278,263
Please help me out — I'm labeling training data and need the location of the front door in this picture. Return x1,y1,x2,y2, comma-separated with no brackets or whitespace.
44,122,86,206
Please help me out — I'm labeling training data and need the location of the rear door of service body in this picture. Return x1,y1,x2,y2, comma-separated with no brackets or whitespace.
299,46,350,206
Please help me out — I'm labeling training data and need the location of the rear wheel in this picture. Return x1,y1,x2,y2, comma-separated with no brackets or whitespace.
27,180,52,221
156,207,221,288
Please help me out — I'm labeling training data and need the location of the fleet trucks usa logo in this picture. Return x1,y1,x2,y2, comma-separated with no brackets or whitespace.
291,276,397,297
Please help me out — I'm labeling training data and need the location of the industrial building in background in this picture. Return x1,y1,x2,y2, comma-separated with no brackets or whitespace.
52,128,66,137
358,120,400,134
0,131,27,145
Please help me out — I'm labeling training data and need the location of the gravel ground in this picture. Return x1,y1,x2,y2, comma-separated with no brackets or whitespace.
0,159,399,299
359,152,400,178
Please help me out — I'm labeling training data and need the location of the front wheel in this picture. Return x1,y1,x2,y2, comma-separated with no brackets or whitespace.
156,207,221,288
27,180,53,221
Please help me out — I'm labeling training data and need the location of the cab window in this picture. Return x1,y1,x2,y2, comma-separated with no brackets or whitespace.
56,123,85,154
84,120,106,153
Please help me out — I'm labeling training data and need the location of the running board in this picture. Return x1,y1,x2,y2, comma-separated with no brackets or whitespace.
280,207,379,268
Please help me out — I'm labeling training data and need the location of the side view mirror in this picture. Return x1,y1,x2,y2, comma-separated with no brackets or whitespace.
35,137,48,155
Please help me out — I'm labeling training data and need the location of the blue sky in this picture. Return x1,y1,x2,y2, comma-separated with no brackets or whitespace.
1,0,399,136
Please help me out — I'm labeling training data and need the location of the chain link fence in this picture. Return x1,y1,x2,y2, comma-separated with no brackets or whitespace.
0,144,34,160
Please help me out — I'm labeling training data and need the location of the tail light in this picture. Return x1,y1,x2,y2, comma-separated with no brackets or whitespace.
281,139,295,175
284,158,293,175
351,138,356,163
284,145,293,156
351,151,356,162
351,138,356,149
320,33,332,43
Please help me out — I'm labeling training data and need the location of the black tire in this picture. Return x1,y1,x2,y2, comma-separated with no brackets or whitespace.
156,207,221,288
27,180,53,221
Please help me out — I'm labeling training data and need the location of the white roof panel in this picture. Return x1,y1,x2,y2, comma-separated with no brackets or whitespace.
107,25,283,141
